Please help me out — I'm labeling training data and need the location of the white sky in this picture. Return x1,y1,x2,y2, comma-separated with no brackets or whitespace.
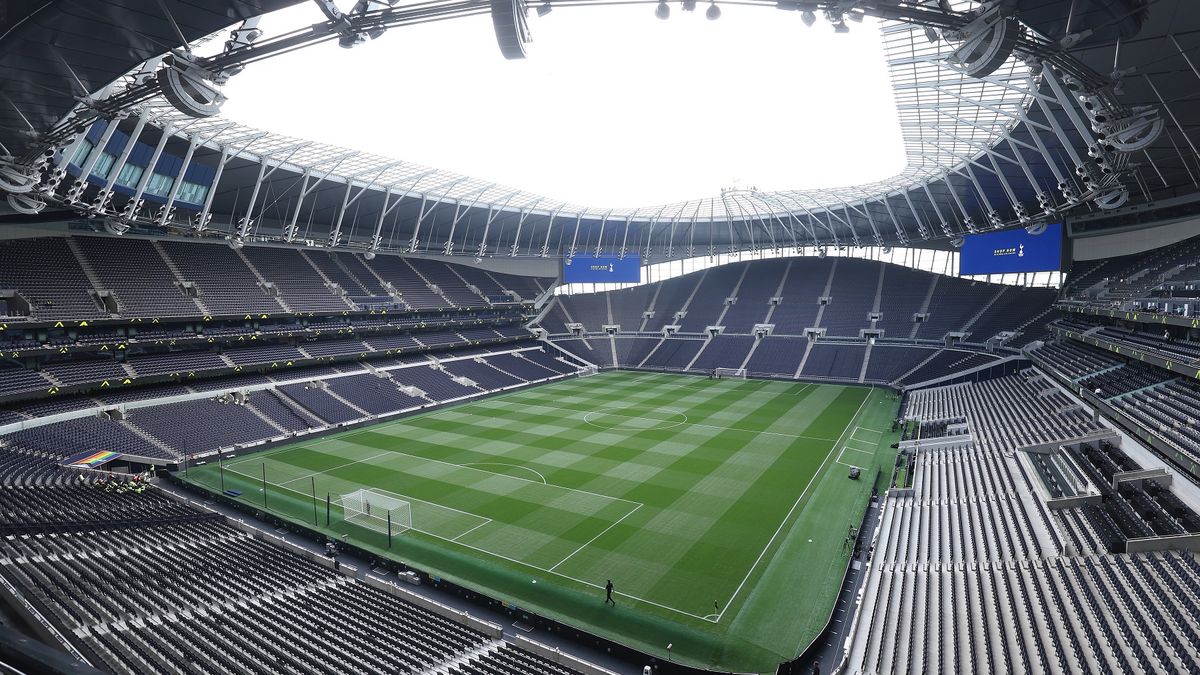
219,3,907,209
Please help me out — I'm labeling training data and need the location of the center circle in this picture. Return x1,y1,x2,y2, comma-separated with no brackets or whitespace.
581,407,688,431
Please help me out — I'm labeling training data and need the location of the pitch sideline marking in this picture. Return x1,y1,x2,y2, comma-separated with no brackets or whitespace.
714,387,875,623
219,377,861,624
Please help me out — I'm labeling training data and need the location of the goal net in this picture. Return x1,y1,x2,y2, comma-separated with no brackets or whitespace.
579,365,600,377
337,489,412,535
714,367,747,379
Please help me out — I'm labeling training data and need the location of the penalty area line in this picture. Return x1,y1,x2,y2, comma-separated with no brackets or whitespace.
549,503,643,572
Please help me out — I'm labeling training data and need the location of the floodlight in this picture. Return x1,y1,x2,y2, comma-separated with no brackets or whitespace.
537,1,552,16
800,10,816,26
364,250,376,260
950,237,964,248
924,26,939,43
848,10,863,22
682,0,696,11
833,20,849,33
706,2,720,20
656,1,670,19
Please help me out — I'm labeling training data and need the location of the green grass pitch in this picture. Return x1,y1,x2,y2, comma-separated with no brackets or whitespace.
183,371,900,672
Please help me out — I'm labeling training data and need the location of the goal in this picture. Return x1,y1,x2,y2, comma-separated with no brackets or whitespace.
714,367,747,379
579,365,600,377
338,489,412,535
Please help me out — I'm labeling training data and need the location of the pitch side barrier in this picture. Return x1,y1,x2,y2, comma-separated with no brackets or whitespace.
165,471,758,675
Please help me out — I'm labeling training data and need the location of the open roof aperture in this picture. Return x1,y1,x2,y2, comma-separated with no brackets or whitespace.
218,4,907,208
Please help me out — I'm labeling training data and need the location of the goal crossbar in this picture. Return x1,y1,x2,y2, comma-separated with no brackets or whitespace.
336,488,412,535
714,367,747,379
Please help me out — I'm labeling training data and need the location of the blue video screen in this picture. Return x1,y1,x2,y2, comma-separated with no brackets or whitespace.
959,223,1063,275
563,254,642,283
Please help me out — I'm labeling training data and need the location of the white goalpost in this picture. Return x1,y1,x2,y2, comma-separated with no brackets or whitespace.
714,367,747,379
579,365,600,377
337,489,412,535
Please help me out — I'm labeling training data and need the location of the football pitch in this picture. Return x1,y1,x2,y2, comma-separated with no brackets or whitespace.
183,371,900,672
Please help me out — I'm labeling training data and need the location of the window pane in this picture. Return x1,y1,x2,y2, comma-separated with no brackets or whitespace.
115,163,144,189
144,172,175,197
91,152,116,179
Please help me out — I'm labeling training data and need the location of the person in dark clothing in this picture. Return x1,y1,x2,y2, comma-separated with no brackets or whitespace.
605,580,616,605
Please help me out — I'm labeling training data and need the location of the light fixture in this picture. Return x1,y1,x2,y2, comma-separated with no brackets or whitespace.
800,10,816,26
706,2,720,20
682,0,696,11
655,0,669,19
364,250,376,261
923,26,939,43
848,10,863,22
833,20,849,33
536,1,552,16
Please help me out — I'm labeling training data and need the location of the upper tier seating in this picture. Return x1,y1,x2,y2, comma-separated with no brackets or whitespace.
0,235,549,324
159,240,285,316
407,257,489,308
549,256,1055,347
1063,233,1200,304
821,258,880,337
73,236,202,317
914,276,1000,339
874,264,932,338
0,238,105,319
241,246,355,313
368,255,452,310
721,258,789,332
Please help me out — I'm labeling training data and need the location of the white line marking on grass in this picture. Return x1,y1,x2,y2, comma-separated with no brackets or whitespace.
491,400,840,442
451,519,494,542
714,387,875,624
852,426,884,438
271,451,396,487
549,503,643,572
460,462,547,484
581,408,688,432
835,444,875,468
264,445,638,509
221,465,704,619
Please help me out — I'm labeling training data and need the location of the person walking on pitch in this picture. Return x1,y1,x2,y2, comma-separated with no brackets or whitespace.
605,580,616,606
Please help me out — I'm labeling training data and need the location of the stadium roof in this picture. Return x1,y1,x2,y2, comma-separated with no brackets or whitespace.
2,0,1198,259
